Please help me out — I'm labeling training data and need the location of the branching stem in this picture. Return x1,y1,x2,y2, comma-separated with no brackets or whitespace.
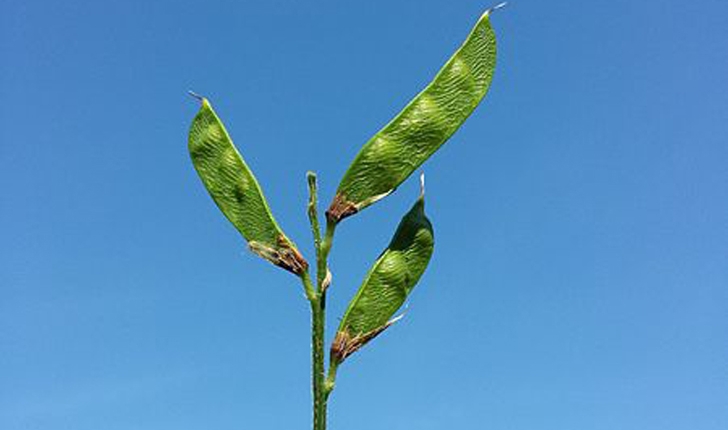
304,173,338,430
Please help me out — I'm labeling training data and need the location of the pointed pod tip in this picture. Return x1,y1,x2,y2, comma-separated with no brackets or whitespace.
484,2,508,18
187,90,208,106
389,313,406,326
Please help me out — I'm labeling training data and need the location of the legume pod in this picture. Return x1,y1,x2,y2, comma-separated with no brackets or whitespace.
189,97,307,275
331,192,434,363
327,9,498,223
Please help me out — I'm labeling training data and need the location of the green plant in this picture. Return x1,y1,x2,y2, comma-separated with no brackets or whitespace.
187,5,503,429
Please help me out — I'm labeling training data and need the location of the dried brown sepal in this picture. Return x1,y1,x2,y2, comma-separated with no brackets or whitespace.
330,316,401,364
249,235,309,275
325,193,358,224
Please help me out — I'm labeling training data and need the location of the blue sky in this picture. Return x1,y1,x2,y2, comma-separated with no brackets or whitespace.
2,0,727,429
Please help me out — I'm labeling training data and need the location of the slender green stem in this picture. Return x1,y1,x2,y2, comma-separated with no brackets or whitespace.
324,359,340,399
300,273,316,309
305,172,336,430
311,293,326,430
299,269,323,430
301,271,326,430
320,219,337,268
307,172,323,276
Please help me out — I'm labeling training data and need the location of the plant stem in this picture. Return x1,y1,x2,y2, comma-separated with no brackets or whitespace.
324,359,340,399
301,271,316,302
305,172,336,430
306,172,323,274
320,219,337,270
300,272,325,430
311,292,326,430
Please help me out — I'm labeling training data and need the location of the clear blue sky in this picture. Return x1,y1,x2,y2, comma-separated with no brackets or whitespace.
2,1,727,429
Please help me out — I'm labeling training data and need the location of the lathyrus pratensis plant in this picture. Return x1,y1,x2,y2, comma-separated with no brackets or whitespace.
187,5,504,429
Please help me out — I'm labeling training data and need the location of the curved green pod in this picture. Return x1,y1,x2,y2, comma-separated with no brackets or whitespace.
331,192,434,363
188,96,307,275
327,9,498,223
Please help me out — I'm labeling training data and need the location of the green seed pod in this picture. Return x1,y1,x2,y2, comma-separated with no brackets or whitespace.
188,95,307,275
327,8,499,223
331,188,434,363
